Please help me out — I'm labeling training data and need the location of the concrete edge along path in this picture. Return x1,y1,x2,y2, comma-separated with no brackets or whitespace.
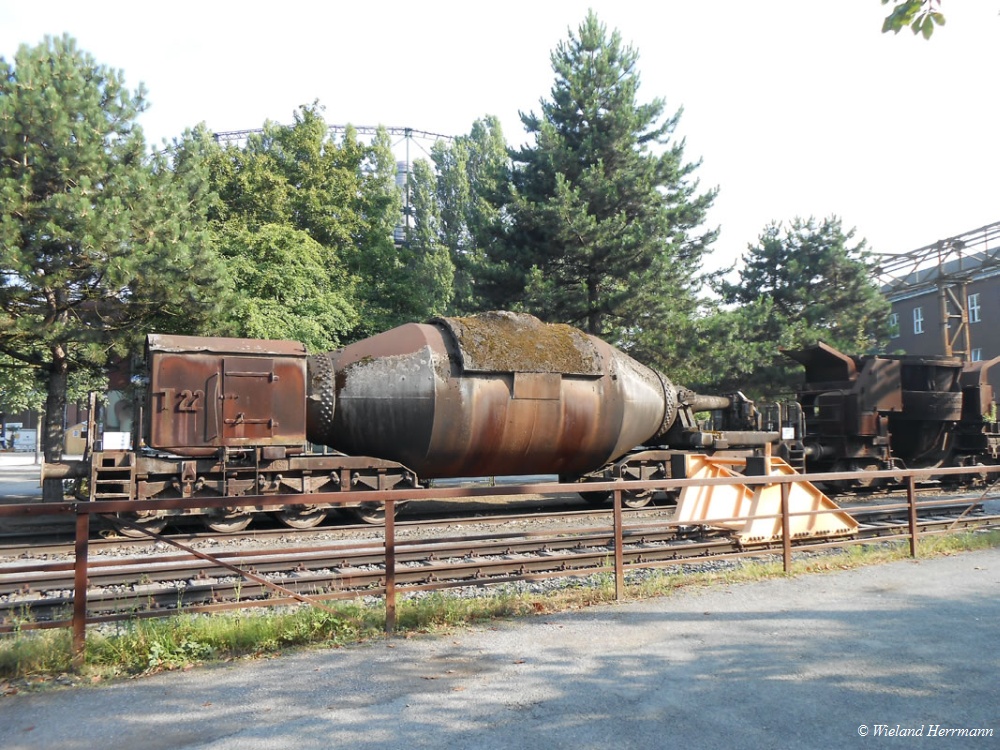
0,542,997,749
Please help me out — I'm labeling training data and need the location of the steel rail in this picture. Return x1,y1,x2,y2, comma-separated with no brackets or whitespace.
2,500,975,594
0,502,675,558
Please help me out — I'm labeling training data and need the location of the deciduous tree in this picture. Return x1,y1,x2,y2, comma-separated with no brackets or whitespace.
882,0,945,39
423,116,510,314
213,223,357,352
400,158,455,320
207,105,451,341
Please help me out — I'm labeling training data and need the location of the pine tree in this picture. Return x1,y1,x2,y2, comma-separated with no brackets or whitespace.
493,11,717,343
720,216,891,351
715,216,893,396
0,35,231,464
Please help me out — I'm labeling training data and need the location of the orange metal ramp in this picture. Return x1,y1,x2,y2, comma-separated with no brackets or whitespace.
673,454,858,544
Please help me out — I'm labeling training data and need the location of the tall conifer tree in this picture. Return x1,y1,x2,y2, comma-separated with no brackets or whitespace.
495,12,717,347
715,216,892,396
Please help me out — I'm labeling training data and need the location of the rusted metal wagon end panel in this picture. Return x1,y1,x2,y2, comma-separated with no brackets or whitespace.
146,334,307,456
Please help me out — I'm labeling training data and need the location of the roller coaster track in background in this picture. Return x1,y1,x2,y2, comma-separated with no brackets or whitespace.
212,124,454,146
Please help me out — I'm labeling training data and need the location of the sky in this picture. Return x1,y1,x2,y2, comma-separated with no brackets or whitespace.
2,1,998,274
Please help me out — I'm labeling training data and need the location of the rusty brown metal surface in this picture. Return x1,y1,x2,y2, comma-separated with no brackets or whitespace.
785,341,858,383
788,342,972,469
146,334,307,357
959,355,1000,421
146,335,307,455
307,313,675,479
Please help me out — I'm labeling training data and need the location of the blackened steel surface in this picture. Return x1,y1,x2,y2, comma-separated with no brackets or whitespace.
788,342,974,469
307,313,676,479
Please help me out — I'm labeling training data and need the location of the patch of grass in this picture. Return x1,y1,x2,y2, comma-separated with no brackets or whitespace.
0,628,74,680
2,529,998,687
1,605,384,684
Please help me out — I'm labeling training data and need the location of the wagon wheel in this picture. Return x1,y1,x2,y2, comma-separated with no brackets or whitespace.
349,501,395,525
579,490,612,505
113,514,168,538
204,510,253,533
822,461,857,494
579,488,651,508
622,490,653,509
851,461,884,490
276,507,328,529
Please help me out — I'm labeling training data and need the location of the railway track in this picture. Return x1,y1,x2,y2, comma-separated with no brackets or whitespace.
0,502,676,559
2,480,990,558
2,500,996,627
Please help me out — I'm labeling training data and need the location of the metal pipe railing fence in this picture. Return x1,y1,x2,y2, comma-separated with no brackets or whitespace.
0,463,998,670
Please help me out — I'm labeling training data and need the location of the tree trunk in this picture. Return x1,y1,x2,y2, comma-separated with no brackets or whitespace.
42,351,69,502
586,276,602,336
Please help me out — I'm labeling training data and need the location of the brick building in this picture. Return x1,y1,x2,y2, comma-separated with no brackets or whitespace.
880,220,1000,395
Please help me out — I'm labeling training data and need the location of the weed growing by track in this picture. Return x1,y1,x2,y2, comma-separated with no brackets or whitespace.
2,529,998,690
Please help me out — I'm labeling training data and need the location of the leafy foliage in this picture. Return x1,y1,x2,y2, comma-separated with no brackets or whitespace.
882,0,945,39
658,300,774,395
489,11,717,355
0,35,231,458
213,223,357,352
360,135,453,333
0,355,44,415
714,216,892,398
422,116,511,314
207,105,451,344
0,353,106,420
399,158,456,319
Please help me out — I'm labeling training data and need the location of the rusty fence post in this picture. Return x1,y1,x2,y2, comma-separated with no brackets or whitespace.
780,481,792,573
72,505,90,670
907,475,919,558
613,488,624,601
384,498,396,634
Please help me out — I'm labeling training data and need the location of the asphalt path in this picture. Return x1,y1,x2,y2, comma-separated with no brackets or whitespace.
0,454,42,504
1,547,997,749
